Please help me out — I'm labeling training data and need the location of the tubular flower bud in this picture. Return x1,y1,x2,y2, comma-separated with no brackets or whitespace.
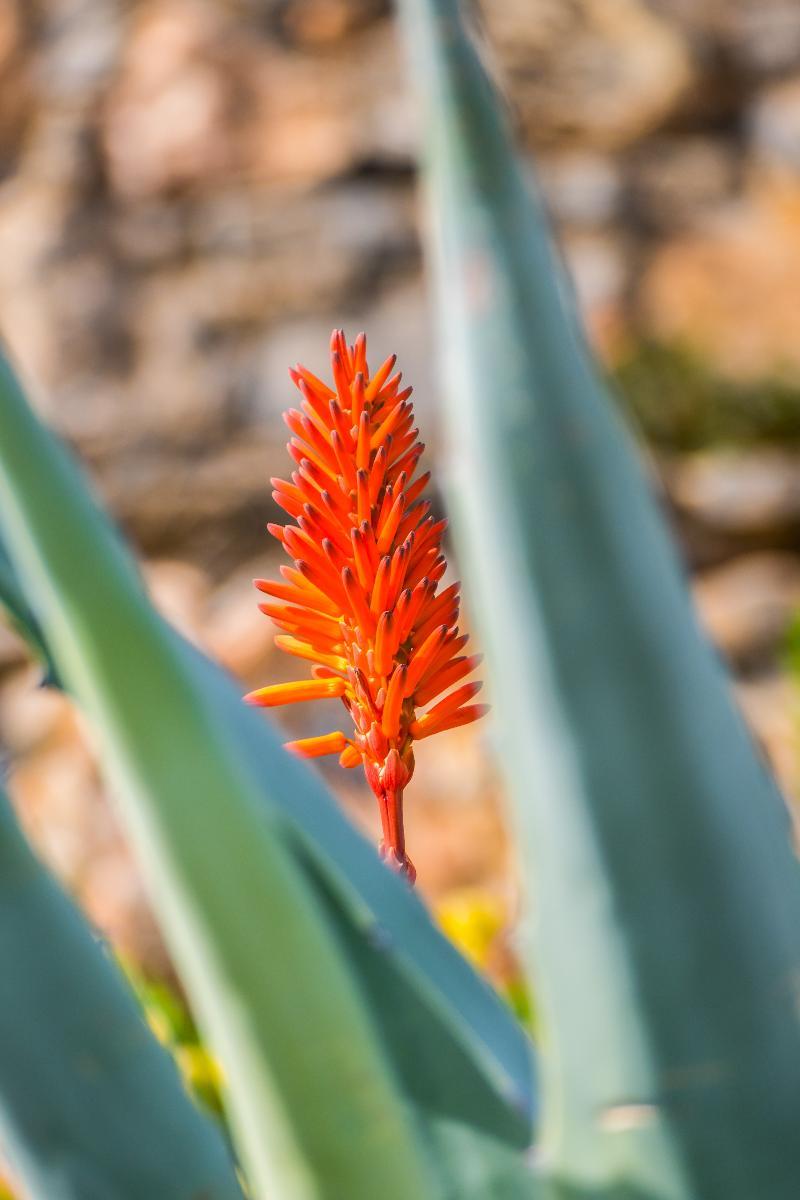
249,330,487,882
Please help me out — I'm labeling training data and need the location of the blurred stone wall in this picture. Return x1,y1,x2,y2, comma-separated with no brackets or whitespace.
2,0,800,996
1,0,800,569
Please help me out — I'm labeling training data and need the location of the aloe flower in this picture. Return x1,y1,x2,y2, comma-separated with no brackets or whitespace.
245,330,487,881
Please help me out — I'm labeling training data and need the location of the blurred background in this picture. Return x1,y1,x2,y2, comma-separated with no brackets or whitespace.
2,0,800,1062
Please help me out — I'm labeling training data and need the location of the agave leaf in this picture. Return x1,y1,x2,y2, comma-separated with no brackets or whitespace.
423,1117,546,1200
0,536,57,685
0,353,437,1200
0,456,533,1157
0,778,244,1200
0,511,534,1147
0,346,536,1195
399,1,800,1197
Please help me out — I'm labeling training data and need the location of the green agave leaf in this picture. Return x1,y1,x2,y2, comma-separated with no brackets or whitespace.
398,1,800,1198
0,347,534,1193
0,353,437,1200
0,778,244,1200
0,510,533,1148
423,1118,545,1200
0,537,56,685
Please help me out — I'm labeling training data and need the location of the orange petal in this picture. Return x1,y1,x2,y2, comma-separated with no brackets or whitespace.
370,555,392,614
256,576,339,618
352,372,366,426
404,624,450,695
331,348,352,409
285,731,348,757
364,353,396,402
370,398,412,452
415,653,483,707
342,566,374,633
410,704,489,740
376,492,405,555
356,468,371,525
339,744,362,768
352,332,367,377
381,664,408,738
292,364,335,403
421,681,483,722
244,677,346,707
274,636,347,671
374,611,395,677
395,578,433,644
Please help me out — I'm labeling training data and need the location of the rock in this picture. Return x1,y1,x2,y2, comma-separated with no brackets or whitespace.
204,556,280,683
141,559,211,646
250,273,431,427
627,137,739,232
663,450,800,564
0,621,26,677
94,436,278,566
0,0,31,171
100,0,240,199
537,151,623,227
245,20,412,183
640,186,800,379
749,77,800,173
692,553,800,671
486,0,693,150
35,0,125,103
271,0,389,48
651,0,800,77
0,665,73,755
734,673,800,808
561,231,629,352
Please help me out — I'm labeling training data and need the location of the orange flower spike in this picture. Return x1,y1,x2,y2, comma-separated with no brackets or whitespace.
249,331,488,883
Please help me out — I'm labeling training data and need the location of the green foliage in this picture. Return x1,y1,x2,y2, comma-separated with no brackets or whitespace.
613,339,800,451
398,1,800,1198
121,959,226,1119
0,1,797,1198
0,346,534,1197
0,779,244,1200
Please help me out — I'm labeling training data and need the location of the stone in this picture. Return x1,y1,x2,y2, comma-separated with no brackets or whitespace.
640,186,800,379
95,436,277,566
561,231,630,353
0,665,72,756
204,556,281,683
749,77,800,173
0,0,31,170
100,0,239,199
34,0,125,103
627,137,739,232
271,0,389,48
663,450,800,564
651,0,800,78
486,0,693,150
537,151,623,227
734,673,800,808
141,559,211,646
0,621,26,677
692,553,800,671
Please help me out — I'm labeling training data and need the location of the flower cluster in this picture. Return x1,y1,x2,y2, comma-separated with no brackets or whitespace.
245,330,487,881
